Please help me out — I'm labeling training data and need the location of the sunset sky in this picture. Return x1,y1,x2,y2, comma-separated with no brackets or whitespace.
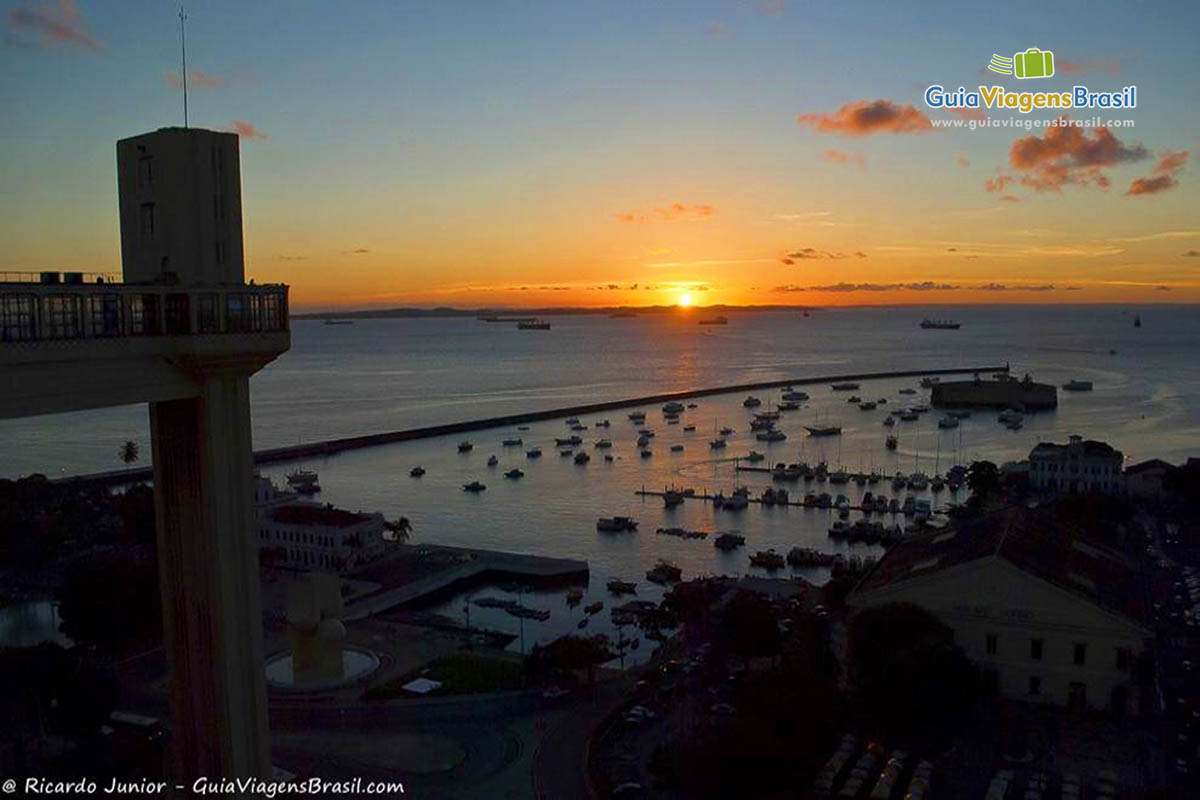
2,0,1198,310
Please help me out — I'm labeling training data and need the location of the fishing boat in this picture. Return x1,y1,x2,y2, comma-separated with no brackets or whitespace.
670,444,684,452
756,429,787,442
743,396,762,407
504,468,524,479
646,561,682,584
714,533,746,551
574,452,591,464
287,468,319,487
883,415,896,427
526,447,542,458
640,449,653,458
710,438,727,449
744,450,766,462
720,426,735,436
409,466,425,477
662,401,686,414
664,489,685,507
628,411,646,421
595,419,611,427
458,441,474,452
831,382,860,391
683,424,696,432
594,439,613,449
749,550,785,570
782,390,810,402
858,401,877,410
463,481,487,492
886,434,898,450
805,425,842,437
1062,380,1093,391
920,319,960,329
596,516,638,532
606,579,637,595
487,455,499,466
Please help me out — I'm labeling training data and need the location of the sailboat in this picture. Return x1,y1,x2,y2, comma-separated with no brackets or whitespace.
1133,313,1142,328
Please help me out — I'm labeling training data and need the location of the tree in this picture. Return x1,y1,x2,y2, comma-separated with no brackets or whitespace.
966,460,1001,502
119,441,140,465
526,633,614,685
718,589,781,658
384,516,412,543
57,555,162,649
846,603,981,747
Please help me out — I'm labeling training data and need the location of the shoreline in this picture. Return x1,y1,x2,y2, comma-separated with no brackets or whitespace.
54,364,1007,488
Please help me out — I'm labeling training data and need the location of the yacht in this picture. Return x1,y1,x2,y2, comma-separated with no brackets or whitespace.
627,411,646,421
782,390,810,402
526,447,542,458
463,481,486,492
920,320,960,330
749,550,785,570
606,579,637,594
937,415,959,429
596,516,638,532
743,396,762,408
286,468,319,488
646,562,683,584
457,441,474,452
409,466,425,477
1063,380,1093,391
487,455,499,466
804,425,842,437
574,452,591,464
898,387,917,395
745,450,766,462
710,438,727,449
662,401,686,414
594,439,613,449
756,429,787,442
858,401,877,410
518,319,551,330
504,468,524,479
831,382,860,391
502,436,523,446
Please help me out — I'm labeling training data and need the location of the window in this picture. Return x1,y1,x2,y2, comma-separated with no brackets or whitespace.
127,294,161,335
1031,639,1044,660
225,293,253,332
43,295,81,339
165,293,190,335
986,633,998,656
137,156,154,188
139,203,155,238
1073,643,1087,666
197,293,219,333
214,240,227,266
88,294,120,337
260,291,283,331
1,294,37,341
1028,676,1041,696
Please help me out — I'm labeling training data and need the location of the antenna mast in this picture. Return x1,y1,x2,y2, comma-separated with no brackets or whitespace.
179,6,188,127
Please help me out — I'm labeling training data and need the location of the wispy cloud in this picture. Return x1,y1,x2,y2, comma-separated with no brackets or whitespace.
823,149,866,168
773,281,1081,293
227,120,269,141
1183,250,1200,257
1127,150,1188,196
1057,58,1121,77
779,248,866,264
955,155,970,168
277,255,307,261
6,0,100,51
1107,230,1200,243
616,203,714,223
797,99,932,137
343,248,370,255
164,69,227,91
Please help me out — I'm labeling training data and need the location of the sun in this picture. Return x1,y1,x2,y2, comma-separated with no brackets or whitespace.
678,293,693,307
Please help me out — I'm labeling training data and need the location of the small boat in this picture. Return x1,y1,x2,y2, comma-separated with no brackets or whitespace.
756,429,787,442
1133,314,1141,328
637,428,655,437
897,409,919,421
720,493,749,511
628,411,646,421
710,438,727,449
745,450,765,462
937,416,959,429
595,439,613,449
931,475,945,492
749,550,785,570
908,473,929,491
463,481,487,492
698,315,728,325
559,448,574,457
898,388,917,395
664,490,685,507
574,451,591,464
595,419,611,427
584,601,603,615
782,390,809,402
998,408,1024,425
409,466,426,477
670,444,684,452
502,436,523,446
858,401,877,410
526,447,542,458
487,455,499,467
754,410,781,421
687,403,698,408
1062,380,1093,391
604,454,614,462
458,441,474,452
504,468,524,479
323,318,353,325
891,472,907,490
518,319,551,330
743,396,762,407
886,434,898,450
831,382,860,391
646,561,682,584
566,587,584,604
719,426,734,436
778,401,800,411
714,533,746,551
828,520,851,538
683,424,696,432
596,516,638,532
662,401,686,414
847,395,862,404
920,320,960,330
518,425,530,431
640,449,653,458
606,579,637,594
804,425,842,437
577,618,589,629
883,415,896,427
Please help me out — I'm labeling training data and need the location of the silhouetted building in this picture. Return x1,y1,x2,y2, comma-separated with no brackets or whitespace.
849,506,1149,715
1029,435,1124,494
1124,458,1175,501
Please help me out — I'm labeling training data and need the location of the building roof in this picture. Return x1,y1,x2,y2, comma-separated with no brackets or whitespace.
1125,458,1174,475
269,503,371,528
852,505,1145,625
1030,439,1123,460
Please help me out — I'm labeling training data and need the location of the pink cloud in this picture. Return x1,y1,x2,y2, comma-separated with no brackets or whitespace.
1127,149,1188,196
227,120,269,141
823,149,866,168
797,99,932,137
6,0,100,51
1006,119,1147,192
616,203,715,223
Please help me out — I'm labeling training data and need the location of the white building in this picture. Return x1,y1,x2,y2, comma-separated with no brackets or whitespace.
849,506,1150,716
1028,435,1124,494
253,476,387,573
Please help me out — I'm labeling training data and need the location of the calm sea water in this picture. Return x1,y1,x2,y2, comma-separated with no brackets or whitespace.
3,305,1199,654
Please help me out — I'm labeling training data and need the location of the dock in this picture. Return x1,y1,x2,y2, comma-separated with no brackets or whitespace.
634,488,947,515
57,363,1007,487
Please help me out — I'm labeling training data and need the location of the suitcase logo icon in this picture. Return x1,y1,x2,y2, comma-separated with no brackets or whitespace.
987,48,1055,79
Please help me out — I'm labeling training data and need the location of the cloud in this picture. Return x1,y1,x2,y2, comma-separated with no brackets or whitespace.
956,155,970,168
984,174,1013,193
1157,285,1172,291
1127,149,1188,196
277,255,307,261
948,107,988,123
999,195,1021,203
704,21,730,37
6,0,100,51
779,248,866,264
1006,119,1148,192
344,248,369,254
1107,230,1200,243
977,283,1060,291
797,99,932,137
760,0,787,16
823,149,866,168
1183,250,1200,257
615,203,715,223
164,69,227,91
1057,58,1121,77
772,281,1087,293
228,120,269,141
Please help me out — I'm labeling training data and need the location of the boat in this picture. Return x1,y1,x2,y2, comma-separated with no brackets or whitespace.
920,319,960,329
640,449,653,458
902,496,916,515
604,454,614,462
754,410,781,421
555,435,583,446
636,435,650,447
463,481,487,492
518,319,551,330
883,415,896,427
719,426,734,436
831,382,860,391
886,434,898,450
487,455,499,466
1005,418,1023,430
657,526,707,539
637,428,655,437
664,490,685,507
788,547,836,567
805,425,842,437
566,587,584,605
828,520,851,538
646,562,682,584
569,423,587,431
749,550,785,570
595,419,611,427
1133,314,1141,328
714,533,746,551
908,473,929,491
756,429,787,442
526,447,542,458
721,492,749,511
502,436,523,446
286,468,319,487
577,619,589,629
710,438,727,449
594,439,613,449
858,401,877,410
662,401,686,414
584,601,603,615
745,450,766,462
670,444,684,452
683,425,696,432
698,316,728,325
897,409,919,421
628,411,646,421
409,466,426,477
782,390,810,402
931,475,945,492
937,415,959,429
829,470,848,485
898,387,917,395
574,452,591,464
505,604,551,621
1062,380,1093,391
778,401,800,411
504,468,524,479
458,441,473,452
596,516,638,532
559,448,573,457
847,395,861,404
743,396,762,407
750,418,774,431
323,318,353,325
606,579,637,595
997,408,1024,425
891,472,907,490
919,377,941,388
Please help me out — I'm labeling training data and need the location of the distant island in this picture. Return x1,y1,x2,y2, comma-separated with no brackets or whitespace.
293,304,822,321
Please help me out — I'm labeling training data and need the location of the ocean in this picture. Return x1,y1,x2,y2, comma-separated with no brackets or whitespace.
3,304,1198,655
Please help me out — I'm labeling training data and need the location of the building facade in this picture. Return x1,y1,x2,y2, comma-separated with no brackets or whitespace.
849,507,1149,716
253,477,387,572
1028,435,1125,494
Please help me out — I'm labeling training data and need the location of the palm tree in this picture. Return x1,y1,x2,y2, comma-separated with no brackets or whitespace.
384,516,412,544
119,441,140,465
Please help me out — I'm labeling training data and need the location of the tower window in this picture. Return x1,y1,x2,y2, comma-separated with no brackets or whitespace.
1031,639,1044,660
138,156,154,188
139,203,155,238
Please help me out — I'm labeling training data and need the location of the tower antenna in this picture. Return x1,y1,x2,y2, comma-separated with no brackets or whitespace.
179,6,188,127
